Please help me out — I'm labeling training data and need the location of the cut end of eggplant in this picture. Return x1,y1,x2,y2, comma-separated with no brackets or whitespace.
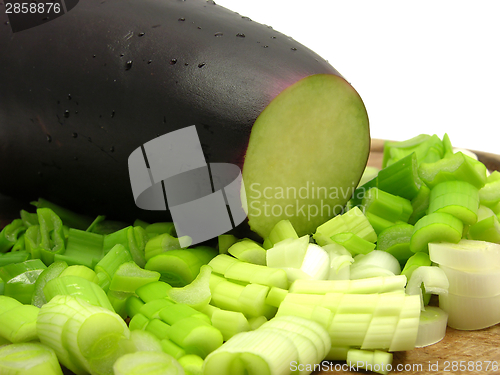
242,74,370,238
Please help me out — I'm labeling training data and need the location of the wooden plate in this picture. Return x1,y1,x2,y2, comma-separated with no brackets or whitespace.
1,139,499,374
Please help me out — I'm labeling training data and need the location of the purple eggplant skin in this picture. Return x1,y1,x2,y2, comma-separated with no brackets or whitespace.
0,0,340,224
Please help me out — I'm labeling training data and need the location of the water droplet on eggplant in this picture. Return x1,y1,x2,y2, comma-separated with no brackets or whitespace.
125,60,133,70
198,62,206,68
236,33,246,38
214,32,223,37
138,32,145,37
72,132,78,138
170,59,177,65
64,110,70,118
46,134,52,142
178,17,186,21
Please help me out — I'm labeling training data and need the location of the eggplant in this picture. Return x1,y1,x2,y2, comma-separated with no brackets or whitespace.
0,0,369,239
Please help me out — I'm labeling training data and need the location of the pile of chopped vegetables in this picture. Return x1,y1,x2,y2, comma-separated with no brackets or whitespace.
0,133,499,375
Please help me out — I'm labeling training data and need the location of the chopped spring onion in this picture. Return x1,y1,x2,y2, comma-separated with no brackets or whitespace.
418,151,487,189
314,206,377,246
165,317,223,359
414,306,448,348
468,205,500,243
400,252,431,281
144,222,177,238
382,134,431,168
265,287,288,308
410,212,463,253
376,152,421,200
428,180,479,225
35,208,66,265
217,234,238,254
0,342,63,375
167,265,212,310
210,308,251,341
59,265,99,284
289,275,407,295
223,256,288,289
428,239,500,271
227,239,266,265
94,244,133,291
0,251,30,268
37,295,132,375
157,303,211,326
479,170,500,207
346,349,392,375
129,329,163,353
331,232,376,255
0,302,39,343
0,259,47,304
31,260,68,308
361,188,413,234
266,235,309,270
203,329,297,375
135,281,172,303
248,316,268,331
204,315,329,375
54,229,103,269
109,261,161,294
375,223,414,265
178,354,203,375
260,315,331,362
144,232,189,262
43,275,115,311
408,184,430,225
160,339,186,360
0,219,26,254
145,247,217,287
113,351,184,375
264,219,299,249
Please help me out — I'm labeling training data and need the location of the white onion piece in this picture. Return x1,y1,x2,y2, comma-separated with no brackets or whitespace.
300,244,330,281
439,293,500,330
439,264,500,298
406,266,449,309
415,306,448,348
350,266,395,280
429,240,500,271
323,243,353,280
351,250,401,275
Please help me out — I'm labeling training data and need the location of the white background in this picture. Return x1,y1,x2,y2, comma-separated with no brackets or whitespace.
216,0,500,154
